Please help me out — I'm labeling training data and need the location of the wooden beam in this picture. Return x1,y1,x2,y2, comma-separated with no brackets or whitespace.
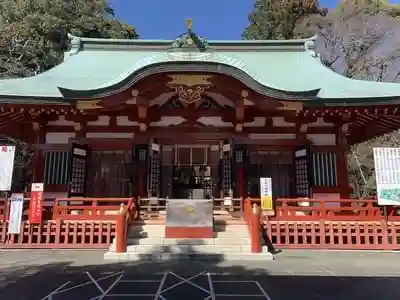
45,124,336,134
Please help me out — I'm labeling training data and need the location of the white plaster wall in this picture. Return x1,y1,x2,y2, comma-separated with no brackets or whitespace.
308,117,334,127
47,116,75,126
272,117,295,127
244,117,265,127
85,132,134,139
248,133,296,140
197,117,233,127
116,116,139,126
150,116,186,127
87,116,110,126
306,134,336,146
45,132,75,144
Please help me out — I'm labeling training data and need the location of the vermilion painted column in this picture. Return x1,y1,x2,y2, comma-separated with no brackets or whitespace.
251,204,261,253
32,127,46,183
115,206,127,253
236,165,245,198
336,127,351,202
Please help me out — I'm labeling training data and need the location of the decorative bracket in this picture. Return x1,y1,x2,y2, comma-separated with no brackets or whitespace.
135,91,148,132
166,74,212,105
76,100,102,111
126,89,139,105
234,90,246,132
277,101,303,114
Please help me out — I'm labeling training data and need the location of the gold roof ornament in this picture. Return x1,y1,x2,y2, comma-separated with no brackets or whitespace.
186,18,193,30
169,18,209,52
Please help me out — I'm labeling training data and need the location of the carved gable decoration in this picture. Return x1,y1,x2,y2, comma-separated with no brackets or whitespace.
166,74,213,105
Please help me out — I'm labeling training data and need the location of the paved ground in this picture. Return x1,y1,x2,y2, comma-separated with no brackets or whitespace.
0,249,399,299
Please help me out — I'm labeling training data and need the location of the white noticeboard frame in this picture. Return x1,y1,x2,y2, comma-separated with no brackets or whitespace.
260,177,273,210
8,193,24,234
0,145,16,191
373,147,400,205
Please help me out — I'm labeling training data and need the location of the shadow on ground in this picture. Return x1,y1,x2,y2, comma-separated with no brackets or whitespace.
0,242,399,300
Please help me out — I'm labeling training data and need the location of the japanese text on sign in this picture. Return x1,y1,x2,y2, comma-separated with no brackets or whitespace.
373,147,400,205
0,145,16,191
260,177,273,210
29,183,44,223
8,193,24,234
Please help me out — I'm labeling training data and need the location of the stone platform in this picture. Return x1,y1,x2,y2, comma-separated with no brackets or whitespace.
104,222,274,261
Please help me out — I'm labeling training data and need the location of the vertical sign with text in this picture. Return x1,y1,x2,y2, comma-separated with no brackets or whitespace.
373,147,400,205
7,193,24,234
29,183,44,223
260,177,273,210
0,145,16,191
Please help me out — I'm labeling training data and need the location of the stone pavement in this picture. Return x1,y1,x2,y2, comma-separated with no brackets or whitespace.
0,249,399,299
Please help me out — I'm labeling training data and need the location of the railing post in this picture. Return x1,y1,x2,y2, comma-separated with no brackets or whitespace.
251,203,261,253
115,204,127,253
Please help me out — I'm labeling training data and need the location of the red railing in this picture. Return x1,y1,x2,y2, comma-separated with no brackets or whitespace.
0,198,138,249
265,220,400,250
0,197,53,222
249,198,400,221
248,197,400,250
52,198,135,221
1,195,400,251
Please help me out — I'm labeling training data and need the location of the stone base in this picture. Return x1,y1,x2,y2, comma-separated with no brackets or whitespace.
104,251,274,261
165,226,214,238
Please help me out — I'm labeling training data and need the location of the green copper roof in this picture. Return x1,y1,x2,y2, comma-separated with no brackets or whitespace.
1,32,400,105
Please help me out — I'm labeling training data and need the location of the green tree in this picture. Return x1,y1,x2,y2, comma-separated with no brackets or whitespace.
242,0,327,40
0,0,138,78
0,0,138,192
243,0,400,198
322,1,400,198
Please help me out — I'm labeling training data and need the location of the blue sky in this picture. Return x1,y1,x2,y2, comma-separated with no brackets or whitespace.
109,0,399,40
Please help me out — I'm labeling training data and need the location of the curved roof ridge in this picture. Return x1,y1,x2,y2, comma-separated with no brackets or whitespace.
66,33,318,51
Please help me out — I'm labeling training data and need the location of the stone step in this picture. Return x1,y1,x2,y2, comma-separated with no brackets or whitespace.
104,251,274,261
214,230,249,238
121,237,252,246
110,244,253,253
127,225,250,238
127,230,250,240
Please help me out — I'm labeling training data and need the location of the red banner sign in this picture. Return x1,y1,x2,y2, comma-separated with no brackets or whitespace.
29,183,44,224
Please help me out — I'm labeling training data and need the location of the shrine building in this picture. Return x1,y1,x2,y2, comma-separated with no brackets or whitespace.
1,24,400,204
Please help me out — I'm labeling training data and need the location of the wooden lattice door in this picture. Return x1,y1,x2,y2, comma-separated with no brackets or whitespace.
132,144,149,197
147,140,161,197
68,143,89,197
294,146,313,197
220,140,234,197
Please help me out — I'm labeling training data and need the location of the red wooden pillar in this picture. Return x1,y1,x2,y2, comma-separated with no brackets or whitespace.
236,165,245,198
336,126,351,202
32,124,46,183
250,203,261,253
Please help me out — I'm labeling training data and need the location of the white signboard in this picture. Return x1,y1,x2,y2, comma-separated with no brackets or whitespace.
0,145,16,191
373,147,400,205
7,193,24,234
260,177,273,210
